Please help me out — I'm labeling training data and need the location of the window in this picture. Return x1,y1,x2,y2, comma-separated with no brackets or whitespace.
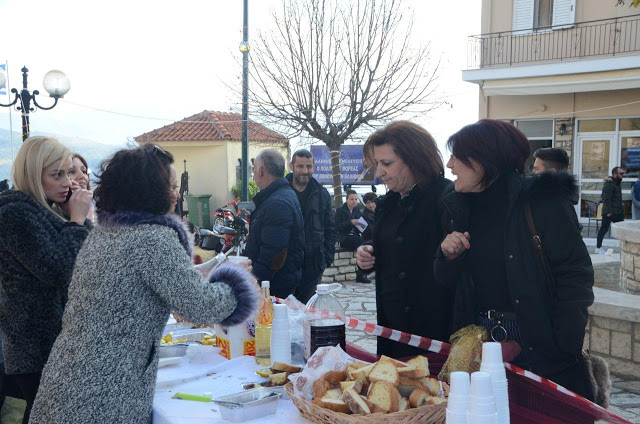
620,118,640,132
516,120,553,138
578,119,616,133
513,0,574,32
534,0,553,29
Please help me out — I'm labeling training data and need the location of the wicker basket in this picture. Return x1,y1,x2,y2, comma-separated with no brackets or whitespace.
284,383,446,424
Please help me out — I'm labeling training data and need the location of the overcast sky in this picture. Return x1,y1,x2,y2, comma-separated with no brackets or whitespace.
0,0,480,159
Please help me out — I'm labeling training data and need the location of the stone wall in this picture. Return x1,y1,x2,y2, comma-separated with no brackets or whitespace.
612,222,640,294
321,249,358,283
584,288,640,378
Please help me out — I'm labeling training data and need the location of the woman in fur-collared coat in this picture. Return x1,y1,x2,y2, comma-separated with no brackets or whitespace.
29,144,258,424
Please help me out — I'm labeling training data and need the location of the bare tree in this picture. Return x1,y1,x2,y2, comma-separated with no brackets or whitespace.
249,0,443,207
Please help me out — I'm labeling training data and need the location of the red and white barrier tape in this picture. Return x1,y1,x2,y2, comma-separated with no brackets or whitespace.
278,297,626,421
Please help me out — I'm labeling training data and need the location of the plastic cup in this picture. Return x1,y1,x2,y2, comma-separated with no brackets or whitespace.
481,342,504,365
467,412,499,424
469,372,494,398
273,304,288,322
449,371,471,394
446,408,468,424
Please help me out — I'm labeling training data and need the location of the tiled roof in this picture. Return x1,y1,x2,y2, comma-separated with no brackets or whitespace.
134,111,288,144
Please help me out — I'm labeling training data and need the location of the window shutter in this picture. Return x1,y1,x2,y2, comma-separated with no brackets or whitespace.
513,0,535,33
552,0,576,28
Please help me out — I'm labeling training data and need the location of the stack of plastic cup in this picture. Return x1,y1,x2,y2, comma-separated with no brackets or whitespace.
467,372,498,424
480,342,510,424
270,304,291,364
445,371,470,424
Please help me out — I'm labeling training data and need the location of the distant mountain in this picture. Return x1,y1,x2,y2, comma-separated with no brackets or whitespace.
0,129,123,183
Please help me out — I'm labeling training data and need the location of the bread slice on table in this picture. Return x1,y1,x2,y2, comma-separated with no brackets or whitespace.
362,396,388,414
340,380,363,394
320,398,351,414
269,372,288,386
398,396,409,412
271,362,302,373
342,388,371,415
323,370,348,385
367,381,401,413
406,355,430,376
368,359,400,386
313,379,331,398
409,388,429,408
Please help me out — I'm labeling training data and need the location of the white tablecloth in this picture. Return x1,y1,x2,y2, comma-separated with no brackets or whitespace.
152,347,309,423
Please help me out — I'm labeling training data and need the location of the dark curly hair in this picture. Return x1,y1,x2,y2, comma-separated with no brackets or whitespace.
94,144,175,214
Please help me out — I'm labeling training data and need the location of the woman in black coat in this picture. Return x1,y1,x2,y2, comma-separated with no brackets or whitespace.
435,119,594,400
0,136,93,422
356,121,455,358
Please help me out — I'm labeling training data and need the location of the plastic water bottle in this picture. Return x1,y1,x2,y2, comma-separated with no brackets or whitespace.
303,283,346,361
255,281,273,366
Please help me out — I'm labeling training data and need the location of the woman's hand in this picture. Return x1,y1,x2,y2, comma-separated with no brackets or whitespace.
440,231,471,261
356,245,375,270
65,188,93,226
351,219,359,226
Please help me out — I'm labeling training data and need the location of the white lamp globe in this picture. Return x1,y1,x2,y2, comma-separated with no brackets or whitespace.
43,70,70,98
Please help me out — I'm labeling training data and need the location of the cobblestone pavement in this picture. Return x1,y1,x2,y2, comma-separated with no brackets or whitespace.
334,258,640,423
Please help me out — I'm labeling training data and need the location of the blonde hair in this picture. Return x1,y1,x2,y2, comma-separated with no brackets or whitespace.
12,136,72,218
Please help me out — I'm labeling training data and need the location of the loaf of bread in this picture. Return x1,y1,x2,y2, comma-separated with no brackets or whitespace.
342,388,371,415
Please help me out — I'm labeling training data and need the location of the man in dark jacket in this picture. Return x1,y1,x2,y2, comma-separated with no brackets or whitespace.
286,149,336,304
361,192,376,242
336,190,370,283
596,166,625,254
245,149,305,299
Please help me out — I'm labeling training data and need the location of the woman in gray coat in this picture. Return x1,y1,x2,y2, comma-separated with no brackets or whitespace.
29,144,258,424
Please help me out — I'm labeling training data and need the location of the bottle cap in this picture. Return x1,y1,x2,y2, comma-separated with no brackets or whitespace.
316,283,341,294
261,281,270,288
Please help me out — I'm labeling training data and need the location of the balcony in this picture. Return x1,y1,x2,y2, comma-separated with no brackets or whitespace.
467,14,640,70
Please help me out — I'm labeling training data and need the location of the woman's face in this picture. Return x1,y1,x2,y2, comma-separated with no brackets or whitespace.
446,155,485,193
69,157,89,190
41,157,74,204
346,193,358,210
167,165,180,213
373,144,414,195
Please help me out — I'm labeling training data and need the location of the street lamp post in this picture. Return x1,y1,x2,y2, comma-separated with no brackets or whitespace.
0,66,70,141
240,0,250,201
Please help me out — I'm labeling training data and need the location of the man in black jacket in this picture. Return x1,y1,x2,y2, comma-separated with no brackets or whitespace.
596,166,625,254
245,149,305,299
286,149,336,303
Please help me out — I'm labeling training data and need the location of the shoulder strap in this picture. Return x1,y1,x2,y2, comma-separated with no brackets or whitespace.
524,202,555,290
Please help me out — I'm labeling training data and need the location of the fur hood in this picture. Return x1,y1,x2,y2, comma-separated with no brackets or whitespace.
97,210,193,257
520,171,580,204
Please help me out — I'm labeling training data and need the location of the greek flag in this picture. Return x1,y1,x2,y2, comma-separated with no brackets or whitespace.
0,63,6,96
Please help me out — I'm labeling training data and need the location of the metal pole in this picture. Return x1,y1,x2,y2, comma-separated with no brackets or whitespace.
6,61,14,161
20,67,31,141
241,0,250,201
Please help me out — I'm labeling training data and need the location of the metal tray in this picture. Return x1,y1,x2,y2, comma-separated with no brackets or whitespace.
241,382,289,400
161,328,215,343
212,387,280,422
158,344,189,358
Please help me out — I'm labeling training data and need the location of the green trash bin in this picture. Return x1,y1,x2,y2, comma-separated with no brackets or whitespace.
185,194,212,229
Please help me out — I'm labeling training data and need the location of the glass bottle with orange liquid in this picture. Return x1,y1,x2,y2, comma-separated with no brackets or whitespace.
255,281,273,366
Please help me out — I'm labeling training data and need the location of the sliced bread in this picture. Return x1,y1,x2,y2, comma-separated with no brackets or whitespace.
340,380,363,393
398,396,409,412
409,388,429,408
367,381,400,413
313,378,331,398
368,359,400,386
406,355,430,376
320,398,351,414
362,396,388,414
342,388,371,415
420,376,442,396
271,362,302,373
397,365,428,379
323,370,348,385
379,355,408,368
324,388,343,400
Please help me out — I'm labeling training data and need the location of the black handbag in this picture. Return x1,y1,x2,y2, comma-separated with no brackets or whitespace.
524,202,610,407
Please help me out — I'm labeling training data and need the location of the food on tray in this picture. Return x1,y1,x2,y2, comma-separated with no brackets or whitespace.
308,354,446,416
160,333,187,345
160,331,215,346
438,324,488,383
254,362,302,387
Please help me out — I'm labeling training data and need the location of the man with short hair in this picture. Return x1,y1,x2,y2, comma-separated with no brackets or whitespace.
245,149,305,298
286,149,336,303
596,166,625,254
532,148,570,174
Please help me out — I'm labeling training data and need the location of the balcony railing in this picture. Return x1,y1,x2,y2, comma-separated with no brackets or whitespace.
467,14,640,70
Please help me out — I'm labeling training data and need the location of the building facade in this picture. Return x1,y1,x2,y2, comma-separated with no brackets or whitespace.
135,110,289,216
463,0,640,221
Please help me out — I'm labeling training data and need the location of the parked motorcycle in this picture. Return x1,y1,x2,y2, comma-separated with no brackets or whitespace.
213,199,240,227
214,201,255,254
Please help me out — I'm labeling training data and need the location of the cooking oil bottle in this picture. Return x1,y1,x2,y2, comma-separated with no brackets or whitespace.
255,281,273,366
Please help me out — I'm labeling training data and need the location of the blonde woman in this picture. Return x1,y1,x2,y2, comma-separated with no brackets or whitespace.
0,136,92,423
